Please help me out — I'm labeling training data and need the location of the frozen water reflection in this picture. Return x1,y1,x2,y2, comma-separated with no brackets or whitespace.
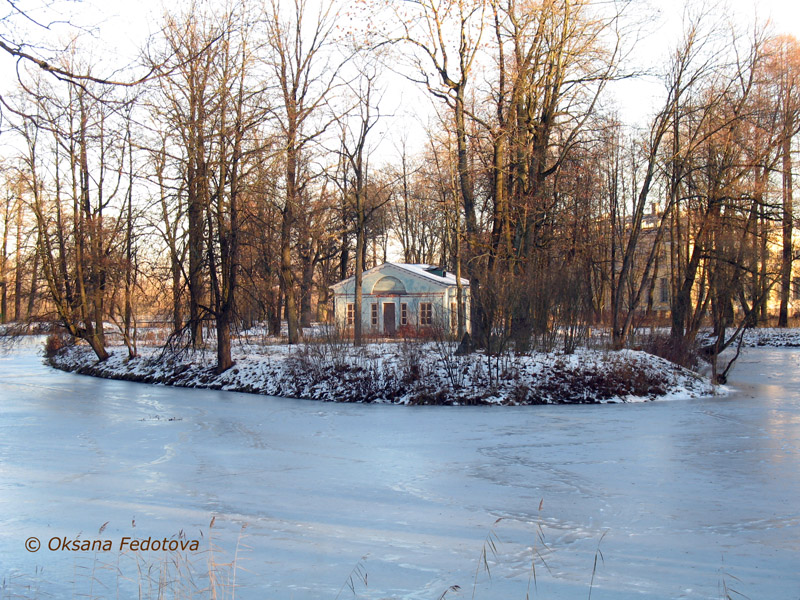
1,340,799,599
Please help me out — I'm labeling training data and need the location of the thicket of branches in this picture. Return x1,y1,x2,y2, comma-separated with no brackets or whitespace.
1,0,799,377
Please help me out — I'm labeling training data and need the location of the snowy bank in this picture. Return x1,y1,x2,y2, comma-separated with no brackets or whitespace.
47,339,715,405
742,327,800,347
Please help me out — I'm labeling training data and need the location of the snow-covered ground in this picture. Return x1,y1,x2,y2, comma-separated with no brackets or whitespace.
1,339,799,599
742,326,800,347
47,339,714,404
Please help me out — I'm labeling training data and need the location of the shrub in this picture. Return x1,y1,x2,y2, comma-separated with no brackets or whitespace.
397,338,425,384
642,332,699,369
44,331,73,358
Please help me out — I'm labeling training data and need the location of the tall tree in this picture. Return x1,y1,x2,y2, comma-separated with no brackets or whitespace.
265,0,343,344
766,36,800,327
386,0,486,343
336,61,384,345
151,5,220,349
15,61,132,361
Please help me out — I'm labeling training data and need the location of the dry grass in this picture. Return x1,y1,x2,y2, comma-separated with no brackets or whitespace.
1,518,247,600
3,514,750,600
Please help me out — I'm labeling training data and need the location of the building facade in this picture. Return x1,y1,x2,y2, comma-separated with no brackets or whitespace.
331,263,470,336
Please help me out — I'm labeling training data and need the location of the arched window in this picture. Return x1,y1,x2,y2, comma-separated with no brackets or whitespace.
372,276,406,294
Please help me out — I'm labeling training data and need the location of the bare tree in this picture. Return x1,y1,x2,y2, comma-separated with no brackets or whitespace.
150,5,221,349
383,0,486,343
764,36,800,327
264,0,344,344
12,57,133,361
335,59,385,345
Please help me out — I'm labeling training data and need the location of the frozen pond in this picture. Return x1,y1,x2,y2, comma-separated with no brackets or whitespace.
1,339,799,599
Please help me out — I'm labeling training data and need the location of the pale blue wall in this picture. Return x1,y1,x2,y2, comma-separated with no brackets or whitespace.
332,264,469,335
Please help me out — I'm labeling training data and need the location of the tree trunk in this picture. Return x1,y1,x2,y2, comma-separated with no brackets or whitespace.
188,163,206,347
14,196,23,320
454,90,484,348
216,309,233,372
280,207,301,343
0,192,9,323
172,261,183,336
268,288,281,335
354,190,365,346
281,118,302,344
317,281,330,323
339,232,349,282
455,214,465,339
86,331,110,362
300,247,315,327
779,131,793,326
27,232,39,320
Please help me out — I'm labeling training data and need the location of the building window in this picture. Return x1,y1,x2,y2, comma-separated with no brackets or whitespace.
400,303,408,326
659,278,669,304
420,302,433,326
451,302,458,330
371,303,379,326
794,278,800,301
346,303,354,326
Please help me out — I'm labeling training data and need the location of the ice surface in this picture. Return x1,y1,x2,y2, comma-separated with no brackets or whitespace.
1,340,799,599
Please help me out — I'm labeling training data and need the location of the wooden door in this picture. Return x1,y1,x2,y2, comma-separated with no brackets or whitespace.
383,303,396,336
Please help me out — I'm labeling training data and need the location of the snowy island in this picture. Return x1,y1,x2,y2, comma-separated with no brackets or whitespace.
48,339,716,405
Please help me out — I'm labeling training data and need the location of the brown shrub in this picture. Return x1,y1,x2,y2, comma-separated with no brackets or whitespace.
642,333,699,369
44,331,73,358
